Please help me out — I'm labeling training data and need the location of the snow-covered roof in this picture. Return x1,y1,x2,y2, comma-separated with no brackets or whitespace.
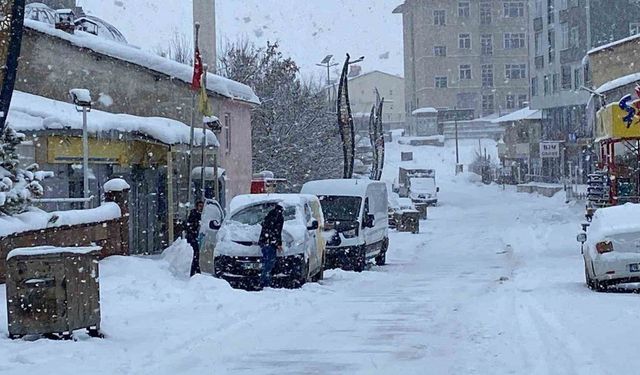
104,178,131,192
24,19,260,105
595,72,640,94
412,107,438,115
491,107,542,124
8,91,219,147
229,194,319,215
7,245,102,260
0,203,121,238
301,179,382,197
588,34,640,55
191,167,227,180
75,15,128,44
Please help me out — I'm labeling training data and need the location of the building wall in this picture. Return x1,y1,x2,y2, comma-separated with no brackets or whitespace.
348,71,406,125
395,0,530,119
16,27,253,202
588,37,640,90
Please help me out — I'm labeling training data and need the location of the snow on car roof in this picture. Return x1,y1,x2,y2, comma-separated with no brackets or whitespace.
229,194,318,215
301,179,383,197
588,203,640,242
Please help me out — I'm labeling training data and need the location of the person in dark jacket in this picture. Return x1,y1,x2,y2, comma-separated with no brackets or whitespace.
259,204,284,288
186,200,205,277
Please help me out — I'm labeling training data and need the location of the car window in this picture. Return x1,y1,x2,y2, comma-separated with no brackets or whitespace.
230,202,296,225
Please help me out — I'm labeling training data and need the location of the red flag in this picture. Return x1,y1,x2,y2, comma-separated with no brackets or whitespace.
191,47,203,91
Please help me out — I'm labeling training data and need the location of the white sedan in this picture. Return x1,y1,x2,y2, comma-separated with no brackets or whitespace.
578,203,640,291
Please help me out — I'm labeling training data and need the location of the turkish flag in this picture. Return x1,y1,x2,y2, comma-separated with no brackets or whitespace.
191,47,203,91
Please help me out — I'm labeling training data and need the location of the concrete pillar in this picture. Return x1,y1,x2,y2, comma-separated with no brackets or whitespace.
193,0,216,71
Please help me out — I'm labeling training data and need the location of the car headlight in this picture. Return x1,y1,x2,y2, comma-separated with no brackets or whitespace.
342,228,358,238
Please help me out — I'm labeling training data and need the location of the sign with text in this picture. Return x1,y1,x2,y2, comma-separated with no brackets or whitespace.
540,142,561,158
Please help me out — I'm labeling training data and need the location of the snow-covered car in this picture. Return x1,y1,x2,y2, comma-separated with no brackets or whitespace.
301,179,389,271
578,203,640,291
408,177,439,206
213,194,325,289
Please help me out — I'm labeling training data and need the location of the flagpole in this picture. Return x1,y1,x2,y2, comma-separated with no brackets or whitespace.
200,63,208,201
187,22,200,212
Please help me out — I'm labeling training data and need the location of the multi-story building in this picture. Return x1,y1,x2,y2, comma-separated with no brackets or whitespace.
349,71,406,130
528,0,640,180
393,0,530,125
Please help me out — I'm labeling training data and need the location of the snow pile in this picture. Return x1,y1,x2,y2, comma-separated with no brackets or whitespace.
8,91,218,147
0,202,121,238
161,239,194,279
7,245,102,260
24,19,260,105
103,178,130,192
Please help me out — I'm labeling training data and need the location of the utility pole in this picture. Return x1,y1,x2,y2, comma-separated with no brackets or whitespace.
316,55,339,104
187,22,200,211
200,64,208,201
81,106,90,208
454,107,460,174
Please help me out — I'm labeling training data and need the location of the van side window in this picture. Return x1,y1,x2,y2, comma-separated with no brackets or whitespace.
363,198,370,217
304,203,312,222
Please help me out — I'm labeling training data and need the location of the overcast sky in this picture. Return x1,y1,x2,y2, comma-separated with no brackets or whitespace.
76,0,404,81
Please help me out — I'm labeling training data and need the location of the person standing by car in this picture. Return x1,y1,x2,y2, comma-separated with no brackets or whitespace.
186,200,205,277
259,204,284,288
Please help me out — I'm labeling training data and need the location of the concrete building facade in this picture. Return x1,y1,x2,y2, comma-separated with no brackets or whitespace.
394,0,530,122
348,71,406,129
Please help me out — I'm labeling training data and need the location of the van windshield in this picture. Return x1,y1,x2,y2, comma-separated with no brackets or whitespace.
410,177,436,193
318,196,362,221
230,203,297,225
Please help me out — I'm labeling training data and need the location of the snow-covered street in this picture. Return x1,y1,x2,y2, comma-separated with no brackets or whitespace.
3,137,639,375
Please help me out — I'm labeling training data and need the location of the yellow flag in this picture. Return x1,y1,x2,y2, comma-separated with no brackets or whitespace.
198,81,213,116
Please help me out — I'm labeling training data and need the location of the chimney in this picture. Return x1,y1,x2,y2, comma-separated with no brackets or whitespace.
193,0,217,72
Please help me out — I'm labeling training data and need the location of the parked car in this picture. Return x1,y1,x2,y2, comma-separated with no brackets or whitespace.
213,194,325,289
388,193,415,229
301,179,389,272
408,177,439,206
578,203,640,291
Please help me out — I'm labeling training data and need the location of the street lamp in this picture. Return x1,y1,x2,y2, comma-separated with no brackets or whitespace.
316,54,339,103
69,88,92,209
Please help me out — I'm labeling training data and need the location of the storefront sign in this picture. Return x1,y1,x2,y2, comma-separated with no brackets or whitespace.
540,142,560,158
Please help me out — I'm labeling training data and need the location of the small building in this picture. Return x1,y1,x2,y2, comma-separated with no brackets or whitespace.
8,91,218,254
17,15,259,211
410,107,438,136
492,107,543,183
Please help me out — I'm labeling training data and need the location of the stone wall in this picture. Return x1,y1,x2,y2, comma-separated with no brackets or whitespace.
16,26,254,201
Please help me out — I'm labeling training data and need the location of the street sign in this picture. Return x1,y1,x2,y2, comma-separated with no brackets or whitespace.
540,142,561,158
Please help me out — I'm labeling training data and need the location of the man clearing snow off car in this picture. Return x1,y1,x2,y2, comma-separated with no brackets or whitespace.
259,204,285,288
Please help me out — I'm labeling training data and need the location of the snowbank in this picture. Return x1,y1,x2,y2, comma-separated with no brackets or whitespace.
24,19,260,105
8,91,218,147
0,202,121,238
161,239,194,279
103,178,130,192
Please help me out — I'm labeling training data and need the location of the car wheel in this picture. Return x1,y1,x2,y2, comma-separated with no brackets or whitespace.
375,251,386,266
290,258,309,288
354,247,367,272
584,264,594,290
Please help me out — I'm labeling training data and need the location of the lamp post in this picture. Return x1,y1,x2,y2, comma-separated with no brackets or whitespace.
316,55,339,103
454,107,460,174
69,88,92,209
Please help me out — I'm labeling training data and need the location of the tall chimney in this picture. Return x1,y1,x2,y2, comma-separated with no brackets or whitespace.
193,0,216,72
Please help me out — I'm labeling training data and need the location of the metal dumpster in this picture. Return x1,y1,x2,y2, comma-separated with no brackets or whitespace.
6,246,102,339
395,210,420,234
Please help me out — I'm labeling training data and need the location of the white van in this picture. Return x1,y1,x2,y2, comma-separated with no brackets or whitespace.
301,179,389,271
212,194,326,289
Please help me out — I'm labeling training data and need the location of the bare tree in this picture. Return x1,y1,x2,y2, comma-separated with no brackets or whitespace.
155,32,193,65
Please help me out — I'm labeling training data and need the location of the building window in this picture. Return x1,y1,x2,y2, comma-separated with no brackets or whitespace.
224,113,231,152
574,67,582,89
480,1,492,24
631,22,640,36
548,28,556,62
504,33,526,49
505,64,526,80
544,75,550,95
552,73,559,93
482,94,495,115
503,2,524,17
481,34,493,55
560,23,569,50
434,45,447,56
548,0,555,24
482,64,494,88
518,94,528,108
458,2,470,17
435,76,448,88
434,10,446,26
532,76,539,96
506,95,515,109
535,0,543,16
534,31,542,55
561,65,572,89
459,33,472,49
569,27,579,48
459,64,472,80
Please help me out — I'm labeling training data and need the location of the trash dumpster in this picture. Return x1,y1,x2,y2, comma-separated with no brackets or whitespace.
395,210,420,234
6,246,102,339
